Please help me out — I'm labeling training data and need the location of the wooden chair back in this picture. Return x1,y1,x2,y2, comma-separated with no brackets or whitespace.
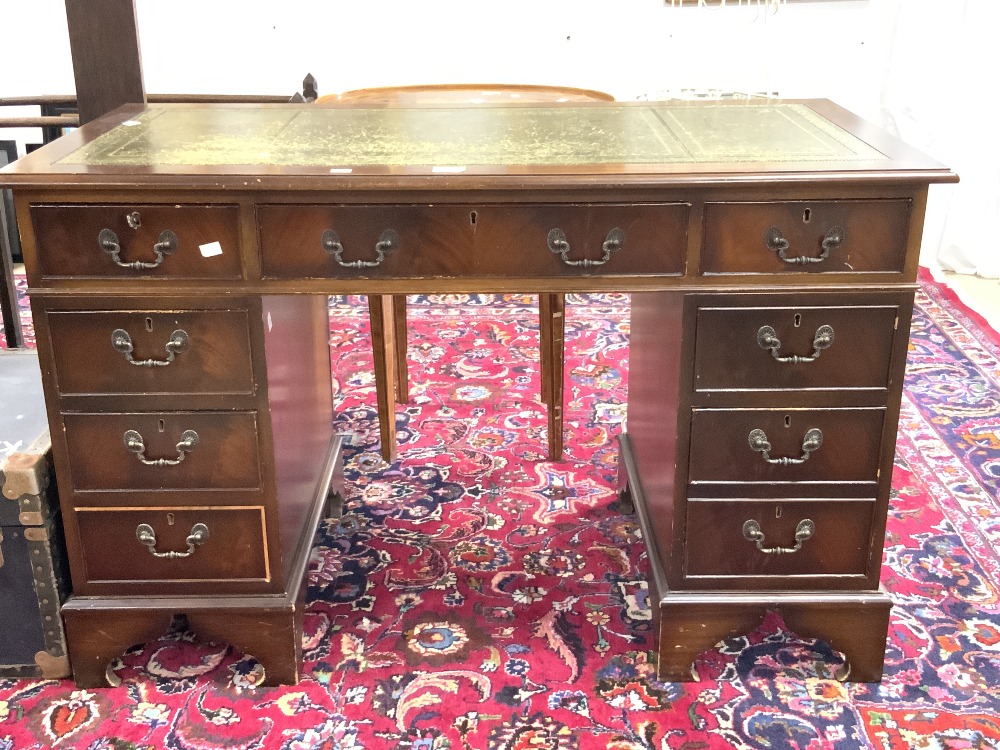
316,83,613,106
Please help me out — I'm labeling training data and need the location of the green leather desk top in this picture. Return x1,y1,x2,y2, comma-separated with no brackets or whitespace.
1,99,957,190
59,103,885,168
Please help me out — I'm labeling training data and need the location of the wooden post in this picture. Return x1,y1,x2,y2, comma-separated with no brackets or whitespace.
0,201,23,348
64,0,146,125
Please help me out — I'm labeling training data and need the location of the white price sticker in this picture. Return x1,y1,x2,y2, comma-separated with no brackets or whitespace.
199,241,223,258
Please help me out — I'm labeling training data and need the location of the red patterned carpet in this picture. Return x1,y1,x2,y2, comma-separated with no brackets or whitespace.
2,270,999,749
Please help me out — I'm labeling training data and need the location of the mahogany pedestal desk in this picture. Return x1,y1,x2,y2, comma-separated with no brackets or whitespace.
0,100,955,686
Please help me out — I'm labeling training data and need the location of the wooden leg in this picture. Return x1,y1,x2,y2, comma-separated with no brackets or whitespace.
187,609,301,687
539,295,552,406
782,603,892,682
368,295,398,463
392,294,409,403
539,293,565,461
61,608,174,688
655,601,770,682
325,435,346,518
325,489,344,520
62,604,306,688
616,473,635,514
656,592,892,682
616,452,631,496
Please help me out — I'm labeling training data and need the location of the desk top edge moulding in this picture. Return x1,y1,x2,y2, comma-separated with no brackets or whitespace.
0,98,955,686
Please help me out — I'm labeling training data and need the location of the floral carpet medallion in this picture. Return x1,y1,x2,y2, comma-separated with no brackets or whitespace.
1,271,999,748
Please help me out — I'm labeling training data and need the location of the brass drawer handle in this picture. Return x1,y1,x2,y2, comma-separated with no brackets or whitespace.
321,228,399,268
111,328,189,367
123,429,199,466
756,324,834,363
765,225,844,265
547,227,624,268
742,518,814,554
99,228,178,270
748,427,822,465
136,522,209,559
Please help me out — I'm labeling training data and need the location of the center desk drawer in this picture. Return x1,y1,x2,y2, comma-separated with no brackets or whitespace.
474,204,688,276
688,407,886,487
694,304,900,392
45,309,255,396
62,412,262,492
75,507,269,585
30,204,242,280
258,203,688,278
259,205,476,278
701,199,912,275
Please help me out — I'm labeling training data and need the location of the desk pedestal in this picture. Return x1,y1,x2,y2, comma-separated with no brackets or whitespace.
58,435,344,689
620,433,892,682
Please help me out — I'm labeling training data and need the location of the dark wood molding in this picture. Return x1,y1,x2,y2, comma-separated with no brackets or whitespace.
0,198,23,347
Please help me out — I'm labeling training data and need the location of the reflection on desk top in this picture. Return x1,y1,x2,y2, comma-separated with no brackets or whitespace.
59,103,885,167
0,100,957,188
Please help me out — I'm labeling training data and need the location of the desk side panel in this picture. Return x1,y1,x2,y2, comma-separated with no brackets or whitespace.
625,291,685,588
261,295,334,583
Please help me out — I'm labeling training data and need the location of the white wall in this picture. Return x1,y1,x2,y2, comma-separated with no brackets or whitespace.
3,0,893,153
3,0,978,268
132,0,887,113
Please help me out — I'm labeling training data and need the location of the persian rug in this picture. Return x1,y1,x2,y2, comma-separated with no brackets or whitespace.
1,269,999,749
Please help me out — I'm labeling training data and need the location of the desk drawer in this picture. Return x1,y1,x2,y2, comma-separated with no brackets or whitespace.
62,411,262,492
693,304,899,392
259,204,476,278
684,499,875,582
258,203,688,278
75,506,269,585
474,203,688,276
30,204,242,280
46,309,255,397
701,200,911,275
688,407,885,486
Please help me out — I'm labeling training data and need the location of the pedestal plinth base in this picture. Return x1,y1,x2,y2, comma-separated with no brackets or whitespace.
62,435,344,688
618,433,892,683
